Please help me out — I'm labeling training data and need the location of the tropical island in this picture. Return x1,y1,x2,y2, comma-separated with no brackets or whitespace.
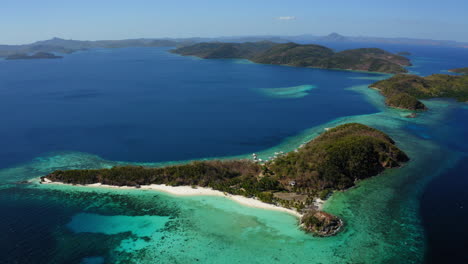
171,42,411,74
41,123,409,236
5,52,63,60
370,74,468,110
449,67,468,75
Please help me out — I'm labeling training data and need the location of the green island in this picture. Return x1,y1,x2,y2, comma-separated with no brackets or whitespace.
449,67,468,75
41,123,409,236
370,74,468,110
5,52,63,60
171,42,411,74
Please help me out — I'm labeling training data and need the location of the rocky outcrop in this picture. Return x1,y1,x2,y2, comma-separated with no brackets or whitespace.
301,210,343,236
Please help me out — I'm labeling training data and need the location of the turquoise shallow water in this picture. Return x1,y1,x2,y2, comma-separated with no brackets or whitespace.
257,84,317,99
0,46,467,263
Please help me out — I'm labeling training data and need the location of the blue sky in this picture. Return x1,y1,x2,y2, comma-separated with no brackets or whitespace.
1,0,467,44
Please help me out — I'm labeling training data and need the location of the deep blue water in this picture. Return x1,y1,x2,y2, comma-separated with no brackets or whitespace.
0,47,377,169
419,106,468,264
0,45,467,263
421,156,468,263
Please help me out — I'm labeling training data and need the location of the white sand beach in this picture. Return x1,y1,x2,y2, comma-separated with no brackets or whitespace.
40,178,303,218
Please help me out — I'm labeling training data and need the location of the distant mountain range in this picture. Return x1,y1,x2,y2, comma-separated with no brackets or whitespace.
290,33,468,47
0,37,185,57
0,33,466,58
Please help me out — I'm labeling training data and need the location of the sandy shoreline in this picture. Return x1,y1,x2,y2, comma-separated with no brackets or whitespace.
40,178,303,218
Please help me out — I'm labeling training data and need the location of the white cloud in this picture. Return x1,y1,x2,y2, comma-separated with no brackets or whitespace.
276,16,296,21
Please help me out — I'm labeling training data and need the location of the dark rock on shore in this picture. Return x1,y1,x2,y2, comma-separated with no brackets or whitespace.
301,210,343,236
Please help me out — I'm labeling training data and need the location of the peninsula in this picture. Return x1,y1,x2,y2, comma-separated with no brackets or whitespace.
41,123,409,236
171,42,411,74
370,74,468,110
5,52,63,60
449,67,468,75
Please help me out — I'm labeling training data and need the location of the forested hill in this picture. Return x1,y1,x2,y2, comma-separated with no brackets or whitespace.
371,74,468,110
171,42,411,73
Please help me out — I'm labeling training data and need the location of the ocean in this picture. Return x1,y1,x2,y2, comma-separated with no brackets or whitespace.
0,44,467,263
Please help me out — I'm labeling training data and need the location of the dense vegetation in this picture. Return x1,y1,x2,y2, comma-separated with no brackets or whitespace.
171,42,411,73
6,52,63,60
170,41,277,59
43,123,408,235
371,74,468,110
449,67,468,75
268,123,409,191
44,123,407,202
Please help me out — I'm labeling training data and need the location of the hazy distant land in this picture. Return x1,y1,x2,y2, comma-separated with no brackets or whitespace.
1,33,467,58
6,52,62,60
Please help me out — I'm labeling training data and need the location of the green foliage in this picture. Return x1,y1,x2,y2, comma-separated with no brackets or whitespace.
386,92,426,110
372,74,468,110
268,123,408,192
324,48,410,73
302,213,322,227
170,41,277,59
257,192,275,204
252,43,334,67
171,42,410,73
449,67,468,75
44,123,408,206
318,189,333,200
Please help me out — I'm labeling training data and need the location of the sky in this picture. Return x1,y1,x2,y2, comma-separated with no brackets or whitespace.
1,0,468,44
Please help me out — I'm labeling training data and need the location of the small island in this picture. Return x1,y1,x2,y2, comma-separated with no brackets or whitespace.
370,74,468,110
5,52,63,60
448,67,468,75
41,123,409,236
171,42,411,74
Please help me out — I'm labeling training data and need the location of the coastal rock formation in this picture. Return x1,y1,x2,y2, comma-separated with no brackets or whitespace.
172,42,411,74
301,210,343,236
371,74,468,110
